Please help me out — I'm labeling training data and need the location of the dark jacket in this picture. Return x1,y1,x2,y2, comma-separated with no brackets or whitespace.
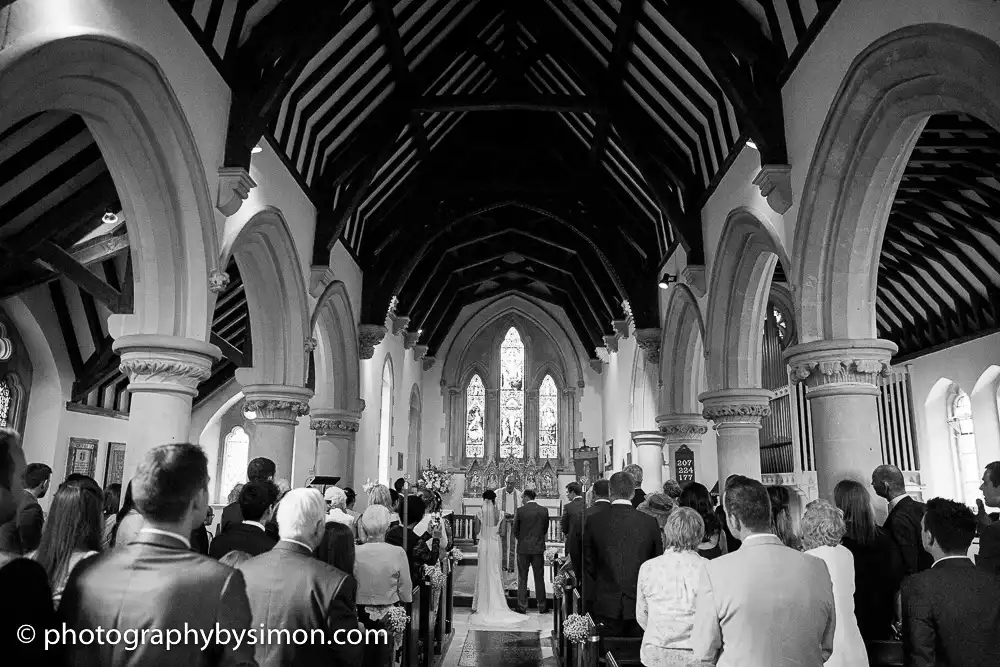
220,502,279,541
514,501,550,555
191,525,210,555
387,525,439,585
58,531,256,666
977,521,1000,575
630,488,646,509
209,522,277,560
902,557,1000,667
239,541,362,667
843,528,903,640
885,496,933,578
568,499,611,606
0,489,44,554
1,556,58,664
583,502,663,621
560,497,585,541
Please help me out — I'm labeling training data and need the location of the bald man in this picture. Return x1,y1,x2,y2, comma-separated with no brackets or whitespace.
873,464,933,578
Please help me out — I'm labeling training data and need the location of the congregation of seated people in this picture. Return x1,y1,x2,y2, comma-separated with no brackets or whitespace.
0,426,454,667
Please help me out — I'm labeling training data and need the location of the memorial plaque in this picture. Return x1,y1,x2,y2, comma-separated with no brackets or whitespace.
675,445,696,484
104,442,126,487
604,440,613,473
66,438,98,479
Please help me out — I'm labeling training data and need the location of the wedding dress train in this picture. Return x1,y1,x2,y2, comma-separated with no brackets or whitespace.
470,501,529,627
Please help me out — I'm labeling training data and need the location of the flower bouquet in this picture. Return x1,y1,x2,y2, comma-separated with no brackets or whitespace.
563,614,590,643
424,564,447,593
543,547,563,565
552,572,568,598
384,606,409,636
449,547,464,566
416,459,453,495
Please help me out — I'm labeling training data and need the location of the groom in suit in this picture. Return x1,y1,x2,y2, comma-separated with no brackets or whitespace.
514,489,549,613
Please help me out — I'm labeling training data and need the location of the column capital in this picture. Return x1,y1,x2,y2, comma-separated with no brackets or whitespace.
242,384,313,425
113,334,220,397
630,429,665,448
655,413,708,444
311,409,361,436
699,388,773,430
358,324,387,360
784,339,897,398
634,328,662,365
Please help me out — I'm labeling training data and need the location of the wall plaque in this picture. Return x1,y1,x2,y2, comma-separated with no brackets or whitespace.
66,438,98,480
675,445,695,484
104,442,127,487
604,440,613,472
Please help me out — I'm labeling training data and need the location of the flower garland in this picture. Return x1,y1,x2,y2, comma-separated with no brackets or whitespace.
552,572,568,598
563,614,590,643
543,547,563,565
424,564,447,593
449,547,464,567
416,459,453,495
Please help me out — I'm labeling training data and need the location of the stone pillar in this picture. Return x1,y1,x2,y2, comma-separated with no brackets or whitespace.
525,389,539,459
311,410,361,485
699,388,773,483
240,381,313,481
785,339,897,499
445,386,462,464
656,413,708,482
114,334,220,485
561,388,578,467
486,389,499,459
631,430,665,494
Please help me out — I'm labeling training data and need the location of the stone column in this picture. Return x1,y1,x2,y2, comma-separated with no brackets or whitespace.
486,389,499,459
785,339,897,499
656,413,708,481
631,430,665,494
311,410,361,484
525,389,539,459
445,386,462,464
699,388,773,483
561,388,578,467
240,381,313,481
114,334,220,485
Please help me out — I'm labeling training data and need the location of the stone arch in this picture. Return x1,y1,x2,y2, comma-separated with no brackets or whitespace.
0,35,219,339
630,343,658,431
460,362,493,392
407,383,421,476
971,366,1000,469
222,207,310,387
705,208,788,390
530,360,568,393
791,24,1000,342
659,284,707,415
377,353,395,484
925,377,960,500
310,279,362,412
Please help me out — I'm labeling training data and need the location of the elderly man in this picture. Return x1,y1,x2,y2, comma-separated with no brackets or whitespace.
324,486,354,528
494,475,521,572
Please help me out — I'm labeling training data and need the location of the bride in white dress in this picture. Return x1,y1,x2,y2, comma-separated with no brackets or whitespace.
471,490,529,627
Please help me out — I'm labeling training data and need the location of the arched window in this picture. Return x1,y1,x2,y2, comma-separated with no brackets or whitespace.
948,388,980,506
499,327,525,459
220,425,249,503
378,358,394,485
465,374,485,458
538,375,558,459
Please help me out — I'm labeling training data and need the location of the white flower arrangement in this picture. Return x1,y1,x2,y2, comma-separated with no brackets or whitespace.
362,478,376,495
552,572,568,598
416,459,453,495
563,614,590,643
543,547,563,565
384,606,409,636
427,512,443,534
424,564,447,592
449,547,464,566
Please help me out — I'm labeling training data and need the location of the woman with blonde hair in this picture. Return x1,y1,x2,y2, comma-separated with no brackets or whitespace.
801,499,868,667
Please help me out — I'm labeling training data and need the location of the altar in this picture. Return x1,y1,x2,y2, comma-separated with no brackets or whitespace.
460,455,567,515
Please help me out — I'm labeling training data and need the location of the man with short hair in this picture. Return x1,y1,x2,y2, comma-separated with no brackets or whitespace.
873,464,933,577
690,475,835,666
561,481,584,556
221,457,276,534
324,486,354,528
976,461,1000,574
0,461,49,554
568,478,611,610
584,472,662,637
514,489,550,613
902,497,1000,667
239,488,362,667
59,443,256,666
210,480,279,559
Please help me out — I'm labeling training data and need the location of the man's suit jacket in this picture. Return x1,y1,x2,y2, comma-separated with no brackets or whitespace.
885,496,933,578
514,502,549,555
59,531,256,666
902,557,1000,667
238,541,361,667
220,503,278,541
630,488,646,509
560,497,585,541
690,534,836,667
1,556,58,664
977,521,1000,575
209,523,276,560
0,490,43,554
583,502,662,621
568,500,610,606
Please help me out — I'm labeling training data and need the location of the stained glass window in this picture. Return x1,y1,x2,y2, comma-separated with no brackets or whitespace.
465,374,485,458
220,426,249,503
499,327,525,458
539,375,558,459
0,380,9,428
948,388,980,507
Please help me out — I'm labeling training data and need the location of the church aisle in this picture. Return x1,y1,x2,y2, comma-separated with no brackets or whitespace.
442,609,556,667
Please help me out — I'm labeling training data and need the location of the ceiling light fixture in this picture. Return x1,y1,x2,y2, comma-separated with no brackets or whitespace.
658,273,676,290
102,207,119,224
251,145,263,154
746,139,758,150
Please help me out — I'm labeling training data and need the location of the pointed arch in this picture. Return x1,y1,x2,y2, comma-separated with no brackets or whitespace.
310,279,362,412
407,383,421,477
498,326,526,459
659,284,707,415
377,354,394,484
630,340,658,431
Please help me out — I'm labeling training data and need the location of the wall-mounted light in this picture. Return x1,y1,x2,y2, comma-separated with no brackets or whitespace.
658,273,677,290
251,145,263,154
746,139,758,150
102,207,119,224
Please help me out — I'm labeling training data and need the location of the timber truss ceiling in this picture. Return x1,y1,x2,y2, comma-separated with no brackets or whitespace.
178,0,842,358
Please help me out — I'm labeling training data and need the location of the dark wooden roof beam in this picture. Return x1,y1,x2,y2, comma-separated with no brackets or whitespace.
34,241,127,313
413,93,600,113
591,0,643,164
373,0,430,159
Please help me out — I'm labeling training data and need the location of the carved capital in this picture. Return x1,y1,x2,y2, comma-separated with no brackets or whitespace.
681,265,706,297
208,270,231,293
311,409,361,437
634,328,662,365
603,334,619,353
699,388,774,430
241,384,313,425
0,322,11,361
358,324,387,360
412,344,428,361
422,356,436,371
390,314,409,336
784,339,897,398
656,413,709,444
216,166,257,217
631,430,664,449
753,164,793,215
589,358,603,375
113,335,220,397
403,331,420,350
304,337,318,353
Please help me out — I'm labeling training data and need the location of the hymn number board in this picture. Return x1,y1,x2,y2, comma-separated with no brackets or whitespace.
675,445,696,484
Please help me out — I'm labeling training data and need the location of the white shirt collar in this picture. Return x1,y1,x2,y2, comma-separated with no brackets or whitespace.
742,533,776,544
140,527,191,549
280,538,313,552
932,555,971,567
594,499,610,504
242,520,265,531
888,494,907,512
612,499,632,506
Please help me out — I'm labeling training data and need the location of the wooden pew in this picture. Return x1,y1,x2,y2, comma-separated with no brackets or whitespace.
598,638,642,667
867,640,904,667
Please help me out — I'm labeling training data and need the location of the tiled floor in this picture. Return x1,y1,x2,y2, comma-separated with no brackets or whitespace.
440,609,556,667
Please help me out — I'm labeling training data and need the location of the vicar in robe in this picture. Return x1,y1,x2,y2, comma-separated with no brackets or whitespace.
495,474,521,572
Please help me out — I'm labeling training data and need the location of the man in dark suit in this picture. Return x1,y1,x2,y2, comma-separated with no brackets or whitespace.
220,457,275,533
239,487,362,667
210,480,279,559
977,461,1000,574
59,443,256,666
567,479,611,611
0,461,50,554
902,497,1000,667
514,488,549,613
873,464,933,577
584,471,662,637
560,481,584,555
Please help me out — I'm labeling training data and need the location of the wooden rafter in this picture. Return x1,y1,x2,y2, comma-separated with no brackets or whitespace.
373,0,429,159
591,0,643,164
